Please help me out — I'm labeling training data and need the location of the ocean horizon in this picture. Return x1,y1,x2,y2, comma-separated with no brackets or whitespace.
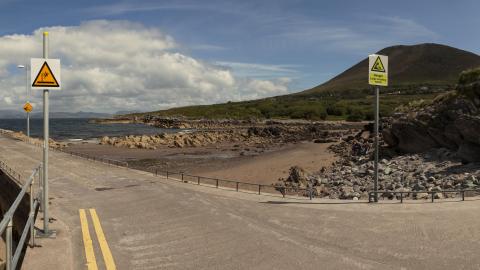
0,118,176,141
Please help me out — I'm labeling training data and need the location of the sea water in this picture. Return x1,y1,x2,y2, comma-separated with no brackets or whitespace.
0,118,178,141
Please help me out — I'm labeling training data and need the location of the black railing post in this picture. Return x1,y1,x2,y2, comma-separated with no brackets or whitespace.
166,171,169,179
282,187,286,198
400,192,403,203
216,179,219,188
181,173,184,181
258,185,261,195
462,190,465,201
197,176,200,185
431,192,434,203
236,182,239,192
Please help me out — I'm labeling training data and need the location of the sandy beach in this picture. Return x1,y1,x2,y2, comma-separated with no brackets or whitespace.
67,140,337,185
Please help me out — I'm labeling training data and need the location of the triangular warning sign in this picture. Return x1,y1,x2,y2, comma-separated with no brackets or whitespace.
371,56,386,73
32,62,59,87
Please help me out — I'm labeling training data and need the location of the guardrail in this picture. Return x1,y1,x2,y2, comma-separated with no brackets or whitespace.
368,189,480,203
0,161,22,185
0,163,43,270
60,150,128,167
151,169,312,199
0,130,128,168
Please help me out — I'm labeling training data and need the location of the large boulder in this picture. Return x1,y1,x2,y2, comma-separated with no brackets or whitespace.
457,142,480,163
390,122,439,153
454,115,480,145
285,166,310,188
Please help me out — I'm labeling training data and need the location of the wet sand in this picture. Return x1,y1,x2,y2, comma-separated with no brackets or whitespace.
67,141,337,185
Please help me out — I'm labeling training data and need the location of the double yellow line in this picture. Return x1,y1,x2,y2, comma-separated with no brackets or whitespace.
79,209,116,270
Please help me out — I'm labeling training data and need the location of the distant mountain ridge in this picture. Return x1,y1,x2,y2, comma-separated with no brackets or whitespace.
0,110,112,119
301,43,480,95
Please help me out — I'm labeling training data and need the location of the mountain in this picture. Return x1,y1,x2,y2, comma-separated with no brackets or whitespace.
115,110,142,115
0,110,112,119
31,111,113,119
301,43,480,96
0,110,25,119
124,43,480,121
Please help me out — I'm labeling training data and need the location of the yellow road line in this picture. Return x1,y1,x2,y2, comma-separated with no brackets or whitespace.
79,209,98,270
90,208,117,270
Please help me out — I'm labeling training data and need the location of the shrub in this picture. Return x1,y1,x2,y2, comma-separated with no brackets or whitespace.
346,109,364,122
458,68,480,85
326,105,343,116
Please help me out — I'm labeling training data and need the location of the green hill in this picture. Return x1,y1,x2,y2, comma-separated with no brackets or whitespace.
129,43,480,121
301,43,480,97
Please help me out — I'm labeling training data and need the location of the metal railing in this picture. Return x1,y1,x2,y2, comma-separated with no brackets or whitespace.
151,169,312,199
368,189,480,203
0,161,22,185
60,150,128,167
0,163,43,270
0,130,128,168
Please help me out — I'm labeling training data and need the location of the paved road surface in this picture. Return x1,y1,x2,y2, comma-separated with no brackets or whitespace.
1,134,480,269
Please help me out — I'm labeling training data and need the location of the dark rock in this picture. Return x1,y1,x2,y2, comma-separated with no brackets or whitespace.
457,142,480,163
391,122,439,153
382,129,398,147
455,116,480,145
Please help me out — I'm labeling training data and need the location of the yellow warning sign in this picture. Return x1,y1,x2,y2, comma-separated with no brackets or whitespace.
368,54,388,86
371,56,385,73
32,62,60,87
23,102,33,113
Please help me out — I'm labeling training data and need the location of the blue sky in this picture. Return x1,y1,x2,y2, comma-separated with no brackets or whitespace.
0,0,479,112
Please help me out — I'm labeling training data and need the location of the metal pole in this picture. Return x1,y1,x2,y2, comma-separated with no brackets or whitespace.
29,179,35,247
27,112,30,138
374,86,379,202
42,31,50,235
6,219,12,270
26,65,30,138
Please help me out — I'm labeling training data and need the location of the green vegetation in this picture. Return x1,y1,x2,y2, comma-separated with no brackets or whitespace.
131,92,439,121
457,68,480,99
458,68,480,85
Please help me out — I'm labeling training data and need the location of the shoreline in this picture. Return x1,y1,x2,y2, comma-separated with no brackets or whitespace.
67,140,338,185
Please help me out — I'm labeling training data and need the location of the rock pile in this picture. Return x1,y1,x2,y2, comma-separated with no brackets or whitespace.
99,125,349,149
277,130,480,200
100,131,246,149
0,129,67,149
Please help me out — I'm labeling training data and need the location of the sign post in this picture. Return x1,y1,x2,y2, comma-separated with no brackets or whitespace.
23,102,32,137
31,32,61,237
368,54,388,203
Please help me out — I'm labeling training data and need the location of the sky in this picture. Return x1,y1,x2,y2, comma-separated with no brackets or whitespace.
0,0,479,113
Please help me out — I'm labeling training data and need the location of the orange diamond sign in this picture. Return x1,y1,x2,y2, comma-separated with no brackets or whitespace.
23,102,33,113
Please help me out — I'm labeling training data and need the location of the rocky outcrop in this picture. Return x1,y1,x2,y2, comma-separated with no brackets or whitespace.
0,129,67,149
277,132,480,200
383,69,480,163
99,124,352,150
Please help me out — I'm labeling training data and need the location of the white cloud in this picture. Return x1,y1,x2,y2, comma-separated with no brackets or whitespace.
268,15,439,54
3,97,12,104
0,20,291,113
214,61,300,78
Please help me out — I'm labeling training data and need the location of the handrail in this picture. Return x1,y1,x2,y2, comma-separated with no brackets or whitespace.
0,130,128,168
0,163,43,270
0,161,22,185
368,189,480,203
153,169,308,198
